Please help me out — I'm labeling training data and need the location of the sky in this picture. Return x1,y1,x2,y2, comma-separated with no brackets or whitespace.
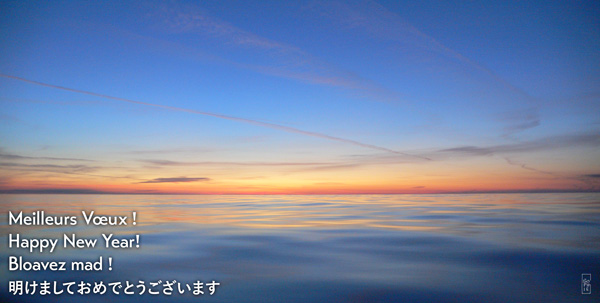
0,0,598,194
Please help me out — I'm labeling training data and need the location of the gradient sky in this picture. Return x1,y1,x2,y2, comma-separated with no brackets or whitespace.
0,0,599,194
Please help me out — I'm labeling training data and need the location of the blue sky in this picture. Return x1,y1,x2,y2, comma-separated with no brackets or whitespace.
0,0,598,193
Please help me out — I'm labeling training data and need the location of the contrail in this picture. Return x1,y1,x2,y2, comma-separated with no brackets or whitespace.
0,74,430,160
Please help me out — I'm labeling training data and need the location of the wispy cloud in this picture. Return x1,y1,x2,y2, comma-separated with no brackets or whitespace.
310,0,540,135
578,174,600,191
0,161,141,181
140,158,411,172
0,188,110,194
0,96,108,107
312,0,537,100
0,149,94,162
496,107,541,136
141,159,337,167
0,113,22,123
0,162,99,173
503,157,555,176
437,132,599,157
140,153,426,174
438,146,493,157
501,160,599,192
436,133,599,189
0,74,429,160
156,4,288,51
149,2,405,102
138,177,210,184
124,147,216,155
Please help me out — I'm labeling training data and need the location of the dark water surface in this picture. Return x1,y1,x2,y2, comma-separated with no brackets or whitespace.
1,194,599,302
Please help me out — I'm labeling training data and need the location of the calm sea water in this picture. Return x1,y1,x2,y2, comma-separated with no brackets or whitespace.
1,194,599,302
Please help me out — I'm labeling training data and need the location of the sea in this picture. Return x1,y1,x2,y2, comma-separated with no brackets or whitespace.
1,193,599,302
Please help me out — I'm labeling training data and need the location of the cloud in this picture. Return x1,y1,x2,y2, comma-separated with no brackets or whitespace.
0,161,141,181
310,0,542,136
0,162,99,173
149,2,406,102
437,145,598,190
140,158,408,173
136,132,597,176
503,157,555,176
0,188,110,194
0,149,94,162
138,177,210,184
1,96,108,107
0,113,22,123
438,132,600,157
296,163,363,172
438,146,493,156
140,159,331,167
311,0,537,102
435,132,599,189
139,154,425,174
0,74,428,160
156,4,288,51
446,189,599,194
578,174,600,191
504,119,540,135
496,107,541,136
124,147,216,155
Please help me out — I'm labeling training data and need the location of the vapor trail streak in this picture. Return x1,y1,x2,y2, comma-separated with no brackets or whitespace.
0,74,430,160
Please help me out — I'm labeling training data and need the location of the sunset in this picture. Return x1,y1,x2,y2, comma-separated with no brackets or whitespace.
1,1,598,195
1,1,599,302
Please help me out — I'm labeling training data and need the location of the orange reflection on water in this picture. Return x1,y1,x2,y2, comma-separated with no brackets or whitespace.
1,193,598,241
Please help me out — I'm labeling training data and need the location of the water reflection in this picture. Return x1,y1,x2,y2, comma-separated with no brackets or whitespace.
1,193,599,302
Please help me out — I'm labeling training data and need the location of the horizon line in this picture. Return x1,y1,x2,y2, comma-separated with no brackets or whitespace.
1,189,598,195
